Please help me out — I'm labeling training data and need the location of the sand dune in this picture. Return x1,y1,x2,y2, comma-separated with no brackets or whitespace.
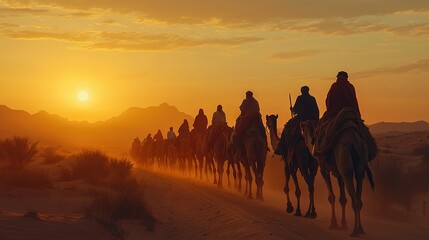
134,170,429,240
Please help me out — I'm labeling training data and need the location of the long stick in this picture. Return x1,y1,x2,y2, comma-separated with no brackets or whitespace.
289,93,293,118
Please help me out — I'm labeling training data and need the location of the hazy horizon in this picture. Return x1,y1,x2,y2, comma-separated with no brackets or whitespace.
1,1,429,125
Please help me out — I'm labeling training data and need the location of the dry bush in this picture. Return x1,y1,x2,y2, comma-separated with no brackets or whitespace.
110,158,133,179
0,169,53,189
72,150,110,180
41,147,65,165
86,180,155,238
0,136,38,170
413,143,429,162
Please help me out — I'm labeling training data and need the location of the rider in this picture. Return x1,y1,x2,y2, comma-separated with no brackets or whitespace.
153,129,164,142
314,71,363,156
233,91,267,149
275,86,319,155
207,104,227,150
178,119,190,136
193,108,208,133
167,127,176,140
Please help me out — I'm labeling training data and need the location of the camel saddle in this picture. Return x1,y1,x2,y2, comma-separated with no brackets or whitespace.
314,108,377,161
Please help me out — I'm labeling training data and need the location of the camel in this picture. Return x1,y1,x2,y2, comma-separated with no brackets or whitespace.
238,122,267,200
166,138,178,173
191,129,207,180
210,125,233,188
177,134,194,176
300,119,375,237
266,114,318,218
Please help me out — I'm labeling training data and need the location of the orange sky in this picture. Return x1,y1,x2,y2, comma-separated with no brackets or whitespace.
0,0,428,125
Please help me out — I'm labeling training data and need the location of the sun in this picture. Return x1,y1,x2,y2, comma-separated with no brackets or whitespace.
77,90,89,101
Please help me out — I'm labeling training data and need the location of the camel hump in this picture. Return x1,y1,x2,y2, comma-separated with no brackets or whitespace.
315,108,377,159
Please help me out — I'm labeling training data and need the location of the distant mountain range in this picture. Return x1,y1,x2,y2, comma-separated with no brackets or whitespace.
0,103,427,152
0,103,193,152
368,121,429,134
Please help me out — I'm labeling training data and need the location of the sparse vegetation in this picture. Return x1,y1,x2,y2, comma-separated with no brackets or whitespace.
41,147,65,165
110,158,134,179
0,136,38,170
413,143,429,162
72,150,110,180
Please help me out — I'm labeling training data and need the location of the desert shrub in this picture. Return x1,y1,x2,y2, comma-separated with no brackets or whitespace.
0,169,53,189
41,147,65,165
86,183,155,237
110,158,133,179
413,143,429,162
72,150,110,180
0,136,38,170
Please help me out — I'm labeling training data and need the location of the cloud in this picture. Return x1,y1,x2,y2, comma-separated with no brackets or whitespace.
4,30,92,41
276,19,429,36
3,0,429,24
354,59,429,78
1,29,263,50
271,50,320,60
86,33,263,50
0,7,50,16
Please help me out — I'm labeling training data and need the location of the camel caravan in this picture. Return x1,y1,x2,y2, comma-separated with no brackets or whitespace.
130,71,378,237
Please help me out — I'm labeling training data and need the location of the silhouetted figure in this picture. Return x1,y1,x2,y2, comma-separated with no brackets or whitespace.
167,127,176,140
292,86,319,121
154,129,163,142
207,105,227,149
193,109,208,133
178,119,190,136
325,71,360,118
212,105,227,126
234,91,267,148
145,133,153,144
314,71,368,156
275,86,319,155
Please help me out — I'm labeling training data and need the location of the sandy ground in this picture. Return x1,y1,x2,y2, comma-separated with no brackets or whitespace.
0,187,113,240
133,170,429,240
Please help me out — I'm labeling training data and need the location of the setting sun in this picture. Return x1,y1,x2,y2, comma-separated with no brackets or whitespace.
78,90,89,102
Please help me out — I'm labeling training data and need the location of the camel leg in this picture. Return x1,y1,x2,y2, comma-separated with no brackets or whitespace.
204,158,209,181
237,162,243,192
217,159,224,188
321,169,339,229
247,165,253,199
338,177,348,230
284,160,294,213
198,157,203,180
212,159,217,184
232,162,237,189
356,170,365,235
257,158,266,201
226,162,231,188
291,170,302,216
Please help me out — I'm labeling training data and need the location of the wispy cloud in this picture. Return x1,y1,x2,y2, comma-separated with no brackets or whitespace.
354,59,429,78
274,19,429,37
1,29,263,50
2,0,428,25
86,33,263,51
4,30,92,41
271,50,320,60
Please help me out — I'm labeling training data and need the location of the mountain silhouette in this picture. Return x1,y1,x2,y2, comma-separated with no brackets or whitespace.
0,103,193,152
369,121,429,134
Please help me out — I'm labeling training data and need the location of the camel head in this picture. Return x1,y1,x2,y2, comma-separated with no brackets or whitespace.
300,120,317,156
265,114,278,132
